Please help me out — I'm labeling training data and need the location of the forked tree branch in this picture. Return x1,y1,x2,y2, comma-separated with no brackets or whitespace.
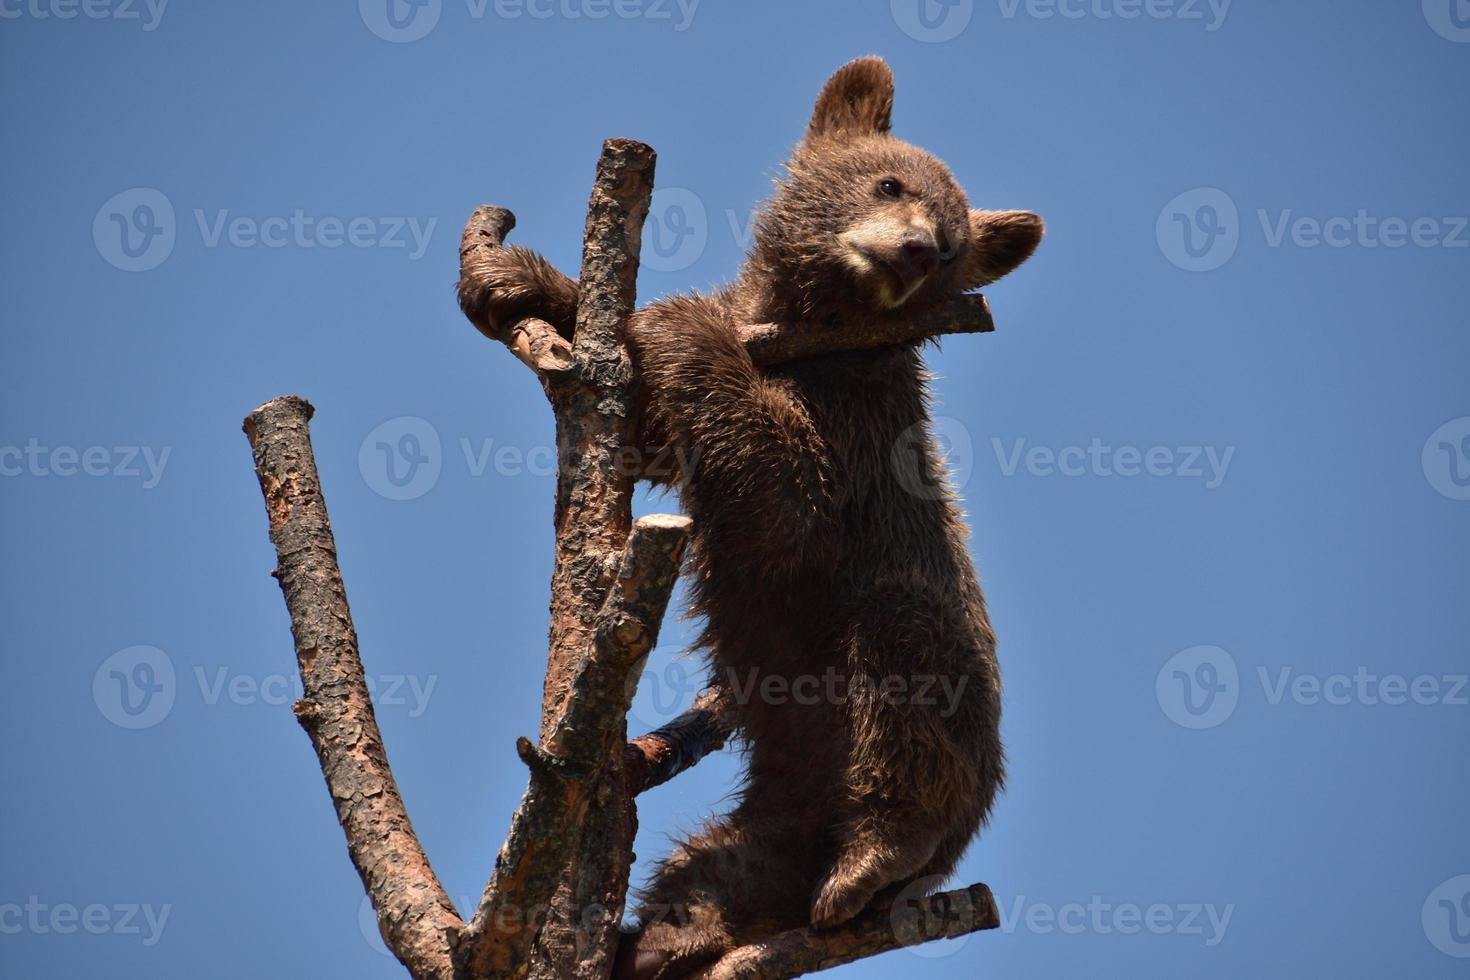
247,134,1004,980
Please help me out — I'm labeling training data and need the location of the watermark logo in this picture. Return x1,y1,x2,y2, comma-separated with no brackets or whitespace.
628,655,701,729
94,647,437,727
1159,650,1466,728
1423,875,1470,957
643,187,709,273
994,893,1233,945
891,0,973,42
892,416,974,500
359,0,699,41
1423,417,1470,501
94,188,176,273
194,667,436,716
1157,188,1238,272
0,0,168,30
992,438,1234,489
359,893,393,956
0,898,171,945
888,875,980,958
1423,0,1470,42
93,189,437,270
994,0,1231,30
93,645,176,730
1156,645,1238,729
0,440,171,488
1159,188,1468,271
359,0,442,41
360,416,442,500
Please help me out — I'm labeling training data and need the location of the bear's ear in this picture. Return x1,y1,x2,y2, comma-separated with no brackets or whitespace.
807,56,894,141
961,210,1045,289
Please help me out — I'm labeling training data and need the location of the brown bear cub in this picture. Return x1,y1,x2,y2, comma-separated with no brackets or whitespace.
475,56,1042,979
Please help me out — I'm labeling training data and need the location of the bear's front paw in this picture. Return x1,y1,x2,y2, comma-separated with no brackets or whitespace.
810,870,879,930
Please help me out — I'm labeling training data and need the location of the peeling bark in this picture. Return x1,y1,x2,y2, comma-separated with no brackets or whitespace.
243,396,462,980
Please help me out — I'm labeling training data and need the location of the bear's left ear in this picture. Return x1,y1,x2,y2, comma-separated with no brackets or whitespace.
807,56,894,141
961,210,1045,289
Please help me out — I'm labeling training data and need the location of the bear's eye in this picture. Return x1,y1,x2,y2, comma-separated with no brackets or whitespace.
876,178,903,199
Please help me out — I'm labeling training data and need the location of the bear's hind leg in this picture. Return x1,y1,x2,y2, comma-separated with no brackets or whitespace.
615,815,822,980
809,816,944,929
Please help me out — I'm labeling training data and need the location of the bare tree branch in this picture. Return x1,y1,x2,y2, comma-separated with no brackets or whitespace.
456,207,994,375
741,293,993,365
454,138,664,980
689,883,1001,980
243,395,462,980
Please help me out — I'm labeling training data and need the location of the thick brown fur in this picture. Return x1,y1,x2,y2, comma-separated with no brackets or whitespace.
473,57,1043,980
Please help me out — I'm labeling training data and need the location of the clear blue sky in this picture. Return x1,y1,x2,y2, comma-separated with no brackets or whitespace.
2,2,1468,977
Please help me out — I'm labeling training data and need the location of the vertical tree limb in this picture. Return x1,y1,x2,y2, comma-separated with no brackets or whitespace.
243,396,462,980
450,139,661,980
454,514,690,979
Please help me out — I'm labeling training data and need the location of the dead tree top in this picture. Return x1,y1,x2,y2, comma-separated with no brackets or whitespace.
245,137,1003,980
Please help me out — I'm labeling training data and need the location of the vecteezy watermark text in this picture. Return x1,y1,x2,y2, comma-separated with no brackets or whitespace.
93,188,437,272
1158,188,1469,272
994,0,1230,30
992,438,1235,489
890,0,1230,43
358,0,700,43
358,416,699,500
93,645,437,729
0,440,170,488
0,898,171,946
0,0,167,30
996,894,1233,946
1157,645,1468,729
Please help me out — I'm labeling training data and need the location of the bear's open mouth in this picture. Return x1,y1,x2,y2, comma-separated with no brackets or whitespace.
872,256,929,308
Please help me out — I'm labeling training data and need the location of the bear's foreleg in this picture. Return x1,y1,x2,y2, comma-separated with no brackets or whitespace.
464,244,580,339
627,295,835,572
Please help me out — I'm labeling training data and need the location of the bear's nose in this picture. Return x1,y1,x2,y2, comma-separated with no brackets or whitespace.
899,233,940,279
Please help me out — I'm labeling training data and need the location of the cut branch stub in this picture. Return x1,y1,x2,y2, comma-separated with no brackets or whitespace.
626,686,736,796
739,292,994,367
458,204,517,341
458,206,574,376
243,396,461,980
456,514,689,980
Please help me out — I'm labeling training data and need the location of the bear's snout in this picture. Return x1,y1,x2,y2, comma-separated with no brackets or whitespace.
897,232,940,284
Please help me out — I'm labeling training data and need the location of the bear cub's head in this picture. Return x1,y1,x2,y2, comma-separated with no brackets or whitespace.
748,57,1043,321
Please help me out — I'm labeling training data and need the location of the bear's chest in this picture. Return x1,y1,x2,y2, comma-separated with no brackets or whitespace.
774,344,933,506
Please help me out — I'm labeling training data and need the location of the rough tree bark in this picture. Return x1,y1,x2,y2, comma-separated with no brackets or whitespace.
245,136,1002,980
244,395,461,980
